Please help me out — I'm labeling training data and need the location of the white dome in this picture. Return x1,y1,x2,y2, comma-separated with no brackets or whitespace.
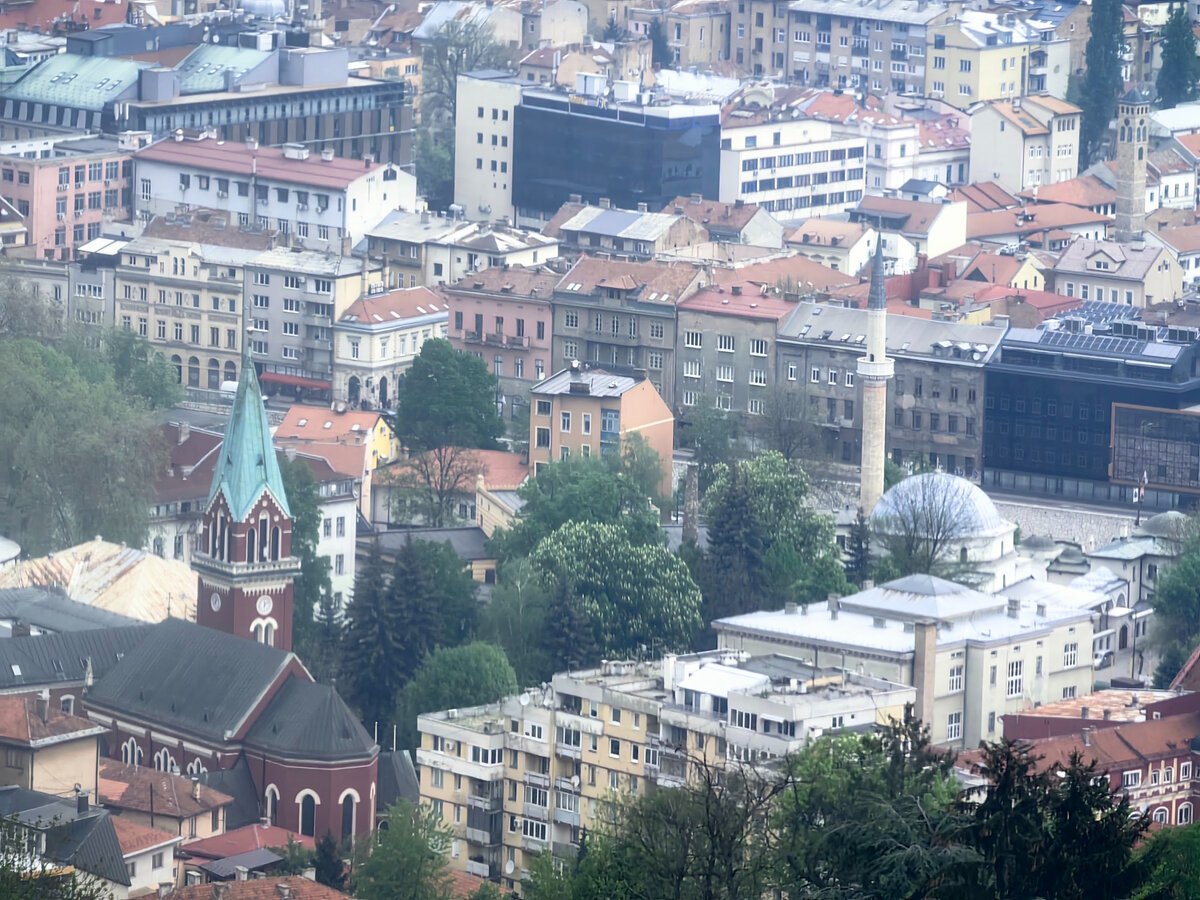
872,473,1006,536
239,0,287,17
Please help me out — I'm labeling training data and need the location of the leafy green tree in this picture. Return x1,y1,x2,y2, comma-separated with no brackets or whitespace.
395,339,504,451
405,537,479,648
0,339,165,555
341,542,400,727
354,801,453,900
1151,530,1200,651
415,126,454,213
0,276,62,342
480,558,555,686
702,452,846,622
1153,640,1188,688
1158,3,1198,109
467,882,504,900
314,831,346,888
1079,0,1123,167
491,450,663,563
679,399,741,492
601,16,628,41
279,454,333,663
270,835,316,875
648,18,672,67
394,642,518,747
530,520,702,663
1133,823,1200,899
92,327,182,409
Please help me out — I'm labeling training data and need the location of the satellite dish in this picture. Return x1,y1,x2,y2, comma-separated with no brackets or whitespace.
505,860,515,875
519,693,531,707
571,775,580,788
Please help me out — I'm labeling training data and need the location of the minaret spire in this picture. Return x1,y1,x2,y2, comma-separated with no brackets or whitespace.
857,239,894,515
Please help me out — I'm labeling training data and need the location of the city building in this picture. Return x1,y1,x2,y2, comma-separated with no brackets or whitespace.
444,264,559,413
718,104,866,217
785,219,876,275
1047,239,1183,307
133,134,416,249
661,0,732,68
775,302,997,474
662,194,784,248
417,651,913,891
0,691,105,798
1114,89,1150,243
112,817,182,898
968,95,1082,194
366,211,559,287
529,362,674,495
851,195,968,268
715,570,1097,749
546,200,708,260
454,70,524,223
512,88,721,224
548,255,706,404
333,285,449,409
98,758,233,842
965,201,1108,250
0,133,136,261
674,283,795,415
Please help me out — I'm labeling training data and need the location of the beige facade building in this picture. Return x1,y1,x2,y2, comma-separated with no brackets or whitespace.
1049,239,1184,307
0,692,104,799
786,219,876,275
453,71,526,224
716,573,1097,749
417,651,912,893
969,95,1082,194
529,364,674,495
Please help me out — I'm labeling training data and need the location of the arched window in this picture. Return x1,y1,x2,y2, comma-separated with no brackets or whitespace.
1180,803,1193,825
154,748,175,772
186,758,207,776
224,360,236,383
247,527,257,563
207,358,220,390
341,794,356,845
263,622,275,647
271,527,281,561
218,518,227,562
265,786,279,826
188,356,200,387
171,355,182,384
153,537,165,558
252,623,264,643
259,517,268,561
224,518,232,562
1153,807,1168,824
297,791,319,837
959,546,967,564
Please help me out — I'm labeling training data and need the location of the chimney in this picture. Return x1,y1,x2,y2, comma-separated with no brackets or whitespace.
192,777,201,801
913,620,937,731
276,886,292,900
213,885,231,900
1082,726,1094,747
827,592,839,619
690,192,702,203
785,601,798,614
636,202,648,212
598,197,611,209
1007,597,1020,618
35,689,49,723
320,148,334,162
11,620,30,638
246,138,259,151
177,422,190,445
76,789,89,814
731,285,743,296
681,463,699,545
234,866,249,882
862,579,874,590
1081,706,1090,719
1103,709,1112,720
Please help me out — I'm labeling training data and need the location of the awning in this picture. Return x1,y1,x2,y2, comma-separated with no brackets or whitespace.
259,372,332,390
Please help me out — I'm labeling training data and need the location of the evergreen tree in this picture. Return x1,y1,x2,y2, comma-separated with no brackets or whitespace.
1153,640,1188,688
648,18,672,67
279,455,333,662
542,582,599,675
314,831,346,889
846,509,872,587
1079,0,1123,167
341,542,400,728
390,538,444,686
1158,3,1198,109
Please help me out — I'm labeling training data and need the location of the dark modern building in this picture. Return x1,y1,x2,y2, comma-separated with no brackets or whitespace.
512,90,720,222
983,302,1200,510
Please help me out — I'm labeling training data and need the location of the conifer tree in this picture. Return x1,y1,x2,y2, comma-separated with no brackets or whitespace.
341,542,399,728
1079,0,1124,167
1158,3,1199,109
389,538,443,686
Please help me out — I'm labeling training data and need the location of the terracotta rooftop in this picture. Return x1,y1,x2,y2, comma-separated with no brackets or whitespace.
677,284,797,320
339,286,447,326
1177,132,1200,158
443,264,560,298
381,448,528,491
142,209,278,250
661,195,763,230
1023,690,1178,724
166,875,343,900
182,824,314,861
111,816,181,857
1152,223,1200,254
917,117,970,150
856,195,951,235
556,256,703,304
0,0,129,32
966,204,1109,240
540,201,588,238
785,218,869,248
1020,174,1115,209
0,693,104,747
951,182,1021,213
710,256,856,292
99,759,233,819
959,251,1025,285
136,137,391,190
275,406,389,444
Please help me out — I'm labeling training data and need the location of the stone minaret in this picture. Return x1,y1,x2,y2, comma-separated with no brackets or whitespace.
857,240,893,515
1114,89,1149,243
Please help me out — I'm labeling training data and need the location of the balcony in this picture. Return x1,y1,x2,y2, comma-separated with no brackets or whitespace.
554,744,582,761
467,793,502,812
523,802,549,821
552,840,579,859
553,808,580,827
521,836,549,854
890,47,907,61
465,826,495,845
303,337,332,351
192,552,301,580
554,776,577,793
851,40,868,55
523,771,550,789
465,860,490,878
508,334,530,349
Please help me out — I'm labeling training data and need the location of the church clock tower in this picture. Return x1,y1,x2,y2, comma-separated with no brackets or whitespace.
193,351,300,651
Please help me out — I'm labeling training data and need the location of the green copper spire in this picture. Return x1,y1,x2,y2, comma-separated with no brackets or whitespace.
868,238,887,312
208,352,291,520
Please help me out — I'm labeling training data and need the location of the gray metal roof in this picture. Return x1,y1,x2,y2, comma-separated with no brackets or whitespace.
85,618,292,744
377,750,419,810
0,626,148,691
531,367,641,397
199,848,282,878
197,756,261,830
5,54,143,111
176,44,272,95
0,787,129,886
560,206,680,242
373,527,492,562
0,587,141,635
245,677,376,761
788,0,948,26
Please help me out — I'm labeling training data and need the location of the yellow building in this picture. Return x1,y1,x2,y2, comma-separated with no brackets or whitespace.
417,651,913,894
0,692,103,799
528,363,675,497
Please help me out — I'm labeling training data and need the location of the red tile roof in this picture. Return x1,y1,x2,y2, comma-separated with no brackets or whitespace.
380,448,528,491
857,195,950,235
660,195,762,230
676,284,797,320
182,824,314,861
136,137,389,190
99,760,233,819
0,693,103,746
966,204,1109,240
276,406,389,444
0,0,129,32
710,256,855,292
951,182,1021,213
785,218,870,248
339,286,447,325
556,256,703,303
167,875,344,900
111,817,180,856
1153,224,1200,254
1020,174,1115,209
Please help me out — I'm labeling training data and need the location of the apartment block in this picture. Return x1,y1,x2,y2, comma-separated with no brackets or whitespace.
454,71,525,224
719,110,866,217
417,651,913,892
547,201,708,260
528,363,674,495
780,0,949,90
969,95,1081,194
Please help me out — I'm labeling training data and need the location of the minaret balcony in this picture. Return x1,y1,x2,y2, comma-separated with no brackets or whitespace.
192,552,302,580
856,358,894,380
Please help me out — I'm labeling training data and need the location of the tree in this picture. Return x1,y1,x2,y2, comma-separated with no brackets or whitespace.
420,20,510,125
678,399,741,492
0,814,112,900
270,836,316,875
480,559,555,686
0,339,165,555
648,18,672,68
1078,0,1123,167
1153,639,1188,688
871,473,980,579
702,452,846,622
405,538,479,648
314,832,346,888
389,538,456,685
414,127,454,213
0,276,60,342
1133,823,1200,900
353,801,453,900
530,521,703,663
395,339,504,451
90,327,182,409
341,542,401,727
491,450,663,563
387,445,482,528
845,509,872,587
748,385,820,462
279,455,333,663
1151,529,1200,651
1158,3,1198,109
394,642,519,747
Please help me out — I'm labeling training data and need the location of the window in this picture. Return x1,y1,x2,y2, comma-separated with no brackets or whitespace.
611,707,621,724
560,412,571,433
749,369,766,386
1064,642,1078,667
1183,763,1192,780
1122,770,1141,788
946,711,962,742
948,665,963,692
535,427,550,448
684,360,701,379
717,334,735,352
787,364,797,381
1062,685,1076,699
536,400,551,416
828,369,838,384
609,738,621,758
684,331,702,348
811,367,820,383
1006,660,1023,698
716,364,734,383
750,338,768,356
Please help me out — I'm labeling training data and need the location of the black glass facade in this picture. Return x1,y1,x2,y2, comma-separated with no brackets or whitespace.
513,93,720,216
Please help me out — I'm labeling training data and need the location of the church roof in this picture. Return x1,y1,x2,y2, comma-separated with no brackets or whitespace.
208,358,290,520
85,618,294,745
245,676,377,762
868,239,886,311
0,626,148,691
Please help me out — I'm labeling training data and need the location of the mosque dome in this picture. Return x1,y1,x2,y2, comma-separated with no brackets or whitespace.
1135,510,1189,540
239,0,287,18
872,473,1007,536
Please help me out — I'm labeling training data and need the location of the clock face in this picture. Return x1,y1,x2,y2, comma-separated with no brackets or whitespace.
209,592,222,612
256,595,273,616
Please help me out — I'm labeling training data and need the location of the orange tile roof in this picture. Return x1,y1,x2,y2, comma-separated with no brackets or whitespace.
340,286,447,325
380,448,528,491
168,875,344,900
111,817,180,856
557,256,703,303
959,251,1024,285
182,824,314,861
1152,223,1200,254
99,760,233,819
0,0,129,32
710,256,855,292
1177,132,1200,158
951,182,1021,213
677,284,797,320
0,693,104,746
275,406,389,444
443,265,559,298
887,299,933,318
966,204,1109,240
660,195,762,230
857,195,950,235
1020,174,1114,209
785,218,869,248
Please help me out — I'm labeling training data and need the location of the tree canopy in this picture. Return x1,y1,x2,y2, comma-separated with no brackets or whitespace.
353,801,453,900
1078,0,1123,167
1157,3,1198,109
395,339,504,451
394,642,519,747
279,454,333,666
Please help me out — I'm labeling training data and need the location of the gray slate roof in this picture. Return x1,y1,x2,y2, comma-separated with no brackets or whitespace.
197,755,261,830
373,527,492,562
0,587,142,635
245,677,376,762
199,848,282,879
86,618,292,744
0,626,148,691
0,786,129,886
377,750,419,811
